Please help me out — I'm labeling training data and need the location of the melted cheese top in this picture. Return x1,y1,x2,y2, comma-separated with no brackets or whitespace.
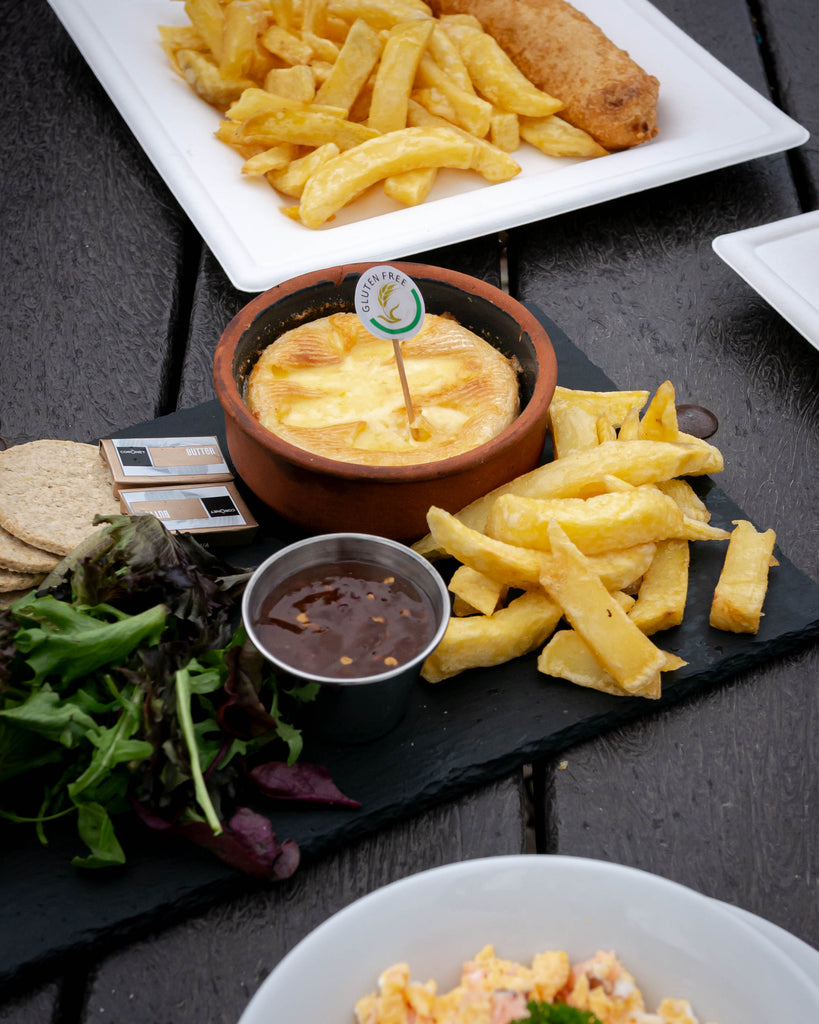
245,312,520,466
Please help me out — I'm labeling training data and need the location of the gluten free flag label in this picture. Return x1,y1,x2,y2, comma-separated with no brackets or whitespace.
354,266,425,341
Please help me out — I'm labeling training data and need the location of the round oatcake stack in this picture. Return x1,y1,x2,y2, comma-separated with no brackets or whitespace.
0,440,120,607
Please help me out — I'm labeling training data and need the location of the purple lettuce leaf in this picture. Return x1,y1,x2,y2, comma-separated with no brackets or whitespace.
132,801,300,879
249,761,362,807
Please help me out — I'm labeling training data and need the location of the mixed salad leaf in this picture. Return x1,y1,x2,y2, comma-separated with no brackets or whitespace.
0,514,359,878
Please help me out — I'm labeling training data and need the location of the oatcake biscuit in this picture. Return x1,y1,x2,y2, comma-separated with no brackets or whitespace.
0,588,32,610
0,567,45,592
0,440,120,556
0,523,61,573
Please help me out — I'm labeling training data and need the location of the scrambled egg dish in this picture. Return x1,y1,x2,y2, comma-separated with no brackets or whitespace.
354,945,720,1024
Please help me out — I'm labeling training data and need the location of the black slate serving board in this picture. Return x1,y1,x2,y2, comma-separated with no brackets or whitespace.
2,308,818,991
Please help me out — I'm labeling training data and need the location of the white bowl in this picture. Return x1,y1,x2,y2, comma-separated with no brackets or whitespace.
238,855,819,1024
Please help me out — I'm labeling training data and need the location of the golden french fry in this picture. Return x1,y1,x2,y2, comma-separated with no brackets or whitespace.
414,439,724,560
428,24,474,92
327,0,433,31
264,65,316,102
537,629,685,699
426,506,656,593
240,108,378,149
519,115,609,158
302,30,341,61
415,53,493,137
383,167,438,204
486,485,709,556
443,23,564,118
406,98,520,182
585,543,658,593
159,25,208,74
489,109,519,152
538,520,667,696
710,520,776,633
266,142,341,197
220,0,268,78
184,0,225,61
638,379,679,441
226,87,332,121
421,590,562,683
261,24,313,64
314,18,384,111
551,386,649,426
628,538,690,635
297,126,475,228
426,505,548,589
241,143,300,175
269,0,295,31
549,400,601,459
680,517,731,542
448,564,508,617
368,19,435,133
656,478,710,522
618,406,642,441
175,49,256,109
596,416,617,443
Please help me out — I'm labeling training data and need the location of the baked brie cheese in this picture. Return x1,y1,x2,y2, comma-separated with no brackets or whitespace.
245,312,520,466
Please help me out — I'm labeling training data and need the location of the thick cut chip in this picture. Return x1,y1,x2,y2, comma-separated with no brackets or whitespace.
415,439,724,557
240,109,378,149
220,0,268,77
264,65,316,102
241,144,299,176
328,0,433,31
297,126,475,228
384,167,438,205
710,519,776,633
444,23,564,117
176,48,256,108
415,53,493,136
368,20,435,133
448,564,508,617
538,519,667,696
421,590,562,682
519,114,608,158
314,18,384,112
656,478,710,522
637,379,679,441
485,485,692,556
406,98,520,182
428,23,474,91
266,142,341,197
426,507,656,593
538,629,685,699
628,538,690,635
551,386,649,425
261,23,314,64
0,441,120,556
549,402,601,458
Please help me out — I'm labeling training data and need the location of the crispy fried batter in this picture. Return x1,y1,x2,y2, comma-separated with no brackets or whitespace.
430,0,659,150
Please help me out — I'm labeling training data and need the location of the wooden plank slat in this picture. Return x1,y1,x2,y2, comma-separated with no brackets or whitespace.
0,0,190,447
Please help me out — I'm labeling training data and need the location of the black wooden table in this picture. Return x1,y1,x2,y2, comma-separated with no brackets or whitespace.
1,0,817,1020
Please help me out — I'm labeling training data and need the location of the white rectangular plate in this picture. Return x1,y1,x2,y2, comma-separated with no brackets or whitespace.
713,211,819,352
47,0,808,293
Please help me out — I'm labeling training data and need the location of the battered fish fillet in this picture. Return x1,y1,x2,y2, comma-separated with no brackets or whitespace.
430,0,659,150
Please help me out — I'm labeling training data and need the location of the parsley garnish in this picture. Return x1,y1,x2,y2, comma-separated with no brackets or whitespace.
513,1001,604,1024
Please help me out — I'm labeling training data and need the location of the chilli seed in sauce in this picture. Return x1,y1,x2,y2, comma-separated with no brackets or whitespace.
253,559,437,678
